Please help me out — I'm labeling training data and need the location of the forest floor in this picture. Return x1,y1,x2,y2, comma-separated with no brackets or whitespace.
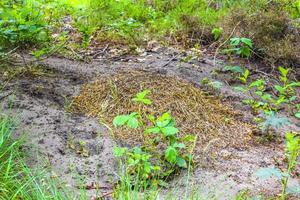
1,45,299,199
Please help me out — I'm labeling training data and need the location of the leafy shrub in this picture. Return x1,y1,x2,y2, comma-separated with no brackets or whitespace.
113,90,196,188
0,0,49,48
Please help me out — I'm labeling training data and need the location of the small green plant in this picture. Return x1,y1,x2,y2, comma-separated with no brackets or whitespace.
274,66,300,104
255,132,300,200
211,27,223,40
236,67,300,116
113,90,195,189
226,37,253,58
238,69,250,84
113,147,161,185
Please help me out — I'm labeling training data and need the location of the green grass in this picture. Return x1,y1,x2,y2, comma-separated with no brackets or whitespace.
0,114,82,200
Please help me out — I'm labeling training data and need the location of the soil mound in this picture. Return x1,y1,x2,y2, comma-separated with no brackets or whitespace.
72,71,253,162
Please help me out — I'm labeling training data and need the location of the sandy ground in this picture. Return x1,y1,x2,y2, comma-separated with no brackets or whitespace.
0,47,299,199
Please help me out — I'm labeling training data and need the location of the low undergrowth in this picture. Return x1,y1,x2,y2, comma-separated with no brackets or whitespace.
1,0,300,67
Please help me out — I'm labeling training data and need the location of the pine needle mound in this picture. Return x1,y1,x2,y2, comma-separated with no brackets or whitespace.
72,71,253,162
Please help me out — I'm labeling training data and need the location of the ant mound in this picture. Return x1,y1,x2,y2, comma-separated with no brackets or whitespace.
72,71,253,165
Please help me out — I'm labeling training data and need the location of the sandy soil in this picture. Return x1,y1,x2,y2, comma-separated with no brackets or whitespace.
0,47,299,199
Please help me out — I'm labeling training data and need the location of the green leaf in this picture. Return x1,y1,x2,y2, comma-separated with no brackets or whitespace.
127,117,139,128
165,146,177,164
274,85,285,94
230,37,240,46
173,143,185,148
142,98,152,105
144,162,151,173
145,127,161,134
113,115,130,127
176,157,187,168
223,65,243,73
295,113,300,119
113,147,127,157
241,38,253,47
137,89,151,98
278,66,289,77
211,27,223,40
288,82,300,87
161,126,179,137
255,167,282,180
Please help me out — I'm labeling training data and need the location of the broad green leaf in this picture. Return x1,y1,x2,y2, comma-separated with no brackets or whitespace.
176,157,187,168
165,146,177,164
159,112,171,121
255,167,282,180
230,37,240,46
241,38,253,47
295,113,300,119
127,117,139,128
145,127,161,134
113,115,130,127
162,126,179,136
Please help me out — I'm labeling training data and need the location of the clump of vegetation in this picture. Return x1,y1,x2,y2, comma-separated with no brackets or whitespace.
113,90,196,188
234,66,299,136
255,132,300,200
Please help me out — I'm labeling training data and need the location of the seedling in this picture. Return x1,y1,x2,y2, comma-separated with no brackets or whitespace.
255,132,300,200
239,69,250,84
211,27,223,40
132,89,152,105
226,37,253,58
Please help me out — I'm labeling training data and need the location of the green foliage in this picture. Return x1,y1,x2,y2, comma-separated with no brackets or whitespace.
235,66,299,136
0,0,50,48
239,69,250,84
226,37,253,58
222,65,243,74
112,89,196,189
113,112,139,128
255,132,300,200
132,89,152,105
211,27,223,40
